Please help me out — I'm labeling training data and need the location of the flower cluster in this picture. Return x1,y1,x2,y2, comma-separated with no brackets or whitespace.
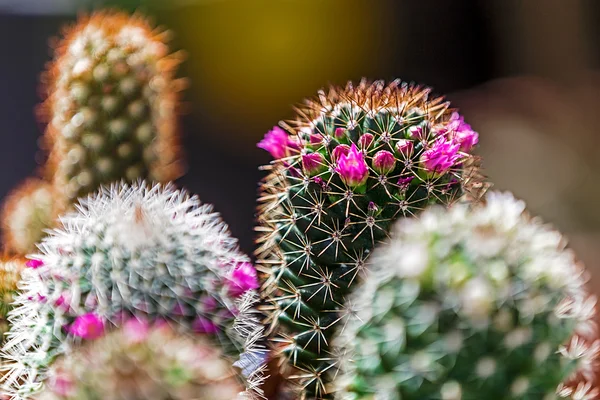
336,192,598,399
1,182,262,399
35,318,244,400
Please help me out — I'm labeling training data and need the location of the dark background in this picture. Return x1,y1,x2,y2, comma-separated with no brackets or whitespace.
1,0,599,288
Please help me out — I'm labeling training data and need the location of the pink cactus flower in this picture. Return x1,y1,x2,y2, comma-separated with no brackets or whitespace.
334,127,346,139
331,144,350,162
302,152,325,176
336,144,369,187
442,112,479,151
420,137,461,175
69,313,105,340
26,259,44,269
227,262,259,297
372,150,396,175
358,133,374,150
257,126,296,159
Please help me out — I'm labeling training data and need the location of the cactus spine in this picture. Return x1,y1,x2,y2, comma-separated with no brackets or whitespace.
0,259,24,349
1,182,263,399
36,319,244,400
336,192,598,400
43,11,184,204
256,79,487,398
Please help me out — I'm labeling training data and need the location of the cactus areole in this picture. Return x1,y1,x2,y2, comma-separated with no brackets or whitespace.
256,79,486,398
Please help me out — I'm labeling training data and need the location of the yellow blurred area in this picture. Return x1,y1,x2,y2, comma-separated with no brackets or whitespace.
173,0,395,148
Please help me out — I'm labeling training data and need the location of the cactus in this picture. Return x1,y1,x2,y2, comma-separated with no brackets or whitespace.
42,11,184,204
335,192,598,399
0,259,24,348
35,318,244,400
1,179,59,256
1,182,263,399
255,79,487,398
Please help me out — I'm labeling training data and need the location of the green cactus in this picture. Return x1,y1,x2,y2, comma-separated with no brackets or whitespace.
36,319,244,400
256,79,488,398
336,192,598,400
1,179,60,256
1,182,263,399
43,11,184,204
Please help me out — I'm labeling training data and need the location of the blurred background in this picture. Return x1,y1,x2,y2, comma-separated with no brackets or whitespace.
0,0,599,290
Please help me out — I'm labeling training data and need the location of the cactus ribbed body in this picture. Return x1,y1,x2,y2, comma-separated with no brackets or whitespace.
1,179,58,256
337,192,598,400
44,11,183,204
256,80,487,398
36,319,243,400
1,182,262,399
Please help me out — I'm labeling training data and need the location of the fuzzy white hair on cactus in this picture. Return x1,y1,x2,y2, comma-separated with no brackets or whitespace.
335,191,599,400
1,182,264,399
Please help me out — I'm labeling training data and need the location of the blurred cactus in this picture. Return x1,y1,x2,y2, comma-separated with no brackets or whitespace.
256,79,487,398
0,259,24,348
1,179,59,256
36,318,244,400
1,182,263,399
336,192,598,399
42,11,184,204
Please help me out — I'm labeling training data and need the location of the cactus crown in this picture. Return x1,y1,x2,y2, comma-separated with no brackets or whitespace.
42,11,184,204
36,319,244,400
1,179,58,256
336,192,598,400
1,182,262,399
256,79,487,398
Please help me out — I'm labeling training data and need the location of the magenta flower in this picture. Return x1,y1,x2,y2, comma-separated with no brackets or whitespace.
192,316,219,334
334,127,346,139
409,125,426,140
420,137,461,175
444,112,478,151
372,150,396,175
302,152,325,176
257,126,294,159
26,259,44,269
358,133,374,150
227,262,259,297
332,144,350,162
310,134,323,145
398,176,414,189
69,313,105,340
336,144,369,187
396,139,414,158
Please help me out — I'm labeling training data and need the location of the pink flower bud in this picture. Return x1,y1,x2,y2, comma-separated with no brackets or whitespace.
301,152,325,176
226,262,259,297
331,144,350,162
335,144,369,187
358,133,374,149
398,176,414,189
69,313,105,340
334,127,346,139
310,134,323,145
372,150,396,175
257,126,296,159
396,139,414,158
420,137,461,175
26,259,44,269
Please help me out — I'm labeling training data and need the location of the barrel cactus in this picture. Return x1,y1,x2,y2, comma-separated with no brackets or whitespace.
1,179,59,256
35,318,244,400
1,182,263,399
336,191,598,399
256,79,487,398
42,11,184,204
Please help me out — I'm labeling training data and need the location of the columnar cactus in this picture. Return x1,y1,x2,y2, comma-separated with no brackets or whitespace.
336,192,598,399
43,11,184,204
35,318,244,400
256,79,487,398
1,179,58,256
1,182,263,399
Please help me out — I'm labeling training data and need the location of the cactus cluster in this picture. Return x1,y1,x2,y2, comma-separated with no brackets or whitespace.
35,318,244,400
1,180,59,256
336,192,598,399
1,182,263,399
256,79,487,398
43,11,184,204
